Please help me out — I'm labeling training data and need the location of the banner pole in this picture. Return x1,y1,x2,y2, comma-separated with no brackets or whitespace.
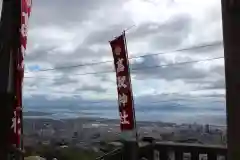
122,31,139,142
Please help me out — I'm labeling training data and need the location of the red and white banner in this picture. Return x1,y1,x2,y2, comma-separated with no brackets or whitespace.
12,0,32,147
21,0,32,59
109,33,136,131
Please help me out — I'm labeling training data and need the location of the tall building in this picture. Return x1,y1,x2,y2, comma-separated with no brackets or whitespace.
205,124,210,134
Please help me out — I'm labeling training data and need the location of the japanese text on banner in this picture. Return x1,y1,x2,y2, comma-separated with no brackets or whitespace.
109,34,136,131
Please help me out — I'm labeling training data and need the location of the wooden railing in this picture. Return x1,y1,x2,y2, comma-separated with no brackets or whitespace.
96,140,227,160
151,141,227,160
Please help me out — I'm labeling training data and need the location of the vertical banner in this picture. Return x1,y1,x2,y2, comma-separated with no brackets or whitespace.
109,33,136,131
21,0,32,58
12,0,32,148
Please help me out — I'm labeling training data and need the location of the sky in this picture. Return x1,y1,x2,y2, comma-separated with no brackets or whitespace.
1,0,226,125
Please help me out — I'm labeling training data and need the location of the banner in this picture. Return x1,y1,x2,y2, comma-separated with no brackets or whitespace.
109,33,136,131
12,0,32,147
21,0,32,58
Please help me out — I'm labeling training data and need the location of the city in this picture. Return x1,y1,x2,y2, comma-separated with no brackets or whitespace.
22,114,227,159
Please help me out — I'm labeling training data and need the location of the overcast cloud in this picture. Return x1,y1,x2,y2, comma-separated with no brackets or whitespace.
1,0,226,124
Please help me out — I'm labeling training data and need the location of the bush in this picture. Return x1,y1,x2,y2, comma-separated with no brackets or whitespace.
25,145,100,160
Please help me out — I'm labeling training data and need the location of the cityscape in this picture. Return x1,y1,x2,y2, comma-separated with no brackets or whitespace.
23,113,227,159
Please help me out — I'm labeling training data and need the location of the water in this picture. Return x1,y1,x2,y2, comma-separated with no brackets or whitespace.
24,103,226,125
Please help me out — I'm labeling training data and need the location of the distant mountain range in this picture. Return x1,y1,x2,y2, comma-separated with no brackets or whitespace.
23,111,53,117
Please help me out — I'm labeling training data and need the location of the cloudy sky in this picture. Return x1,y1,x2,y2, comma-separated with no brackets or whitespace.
3,0,226,124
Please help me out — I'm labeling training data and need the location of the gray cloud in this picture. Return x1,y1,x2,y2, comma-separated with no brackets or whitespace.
76,85,107,93
149,15,192,50
205,79,225,90
25,46,56,63
53,77,78,86
84,13,192,49
211,65,225,76
195,65,225,90
184,42,223,55
26,45,112,76
131,14,192,49
83,24,128,46
52,47,110,68
131,55,209,81
30,0,127,27
130,55,226,96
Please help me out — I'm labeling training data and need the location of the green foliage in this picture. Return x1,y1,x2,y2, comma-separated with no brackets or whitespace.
25,145,100,160
54,148,98,160
24,146,37,157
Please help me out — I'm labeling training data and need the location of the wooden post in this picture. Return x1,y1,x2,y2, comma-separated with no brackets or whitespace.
123,140,138,160
0,0,15,159
0,0,22,159
221,0,240,159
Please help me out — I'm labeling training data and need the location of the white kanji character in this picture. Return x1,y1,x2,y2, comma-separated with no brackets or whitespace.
18,129,21,135
119,93,128,107
21,12,29,37
21,45,26,58
17,118,21,135
26,0,32,8
114,46,121,56
116,58,124,73
11,111,17,134
21,23,28,38
18,62,24,71
117,76,127,89
120,110,130,124
17,118,21,124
